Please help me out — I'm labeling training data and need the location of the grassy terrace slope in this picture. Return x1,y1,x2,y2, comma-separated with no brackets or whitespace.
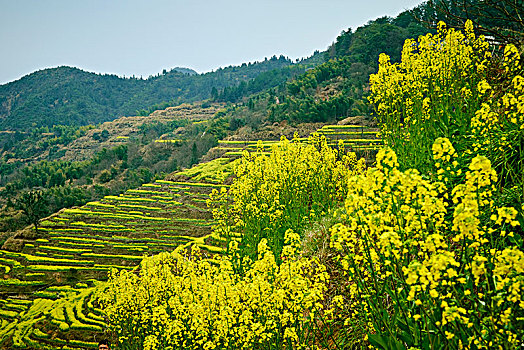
0,121,380,349
58,103,222,162
0,156,236,349
0,102,224,235
209,123,381,161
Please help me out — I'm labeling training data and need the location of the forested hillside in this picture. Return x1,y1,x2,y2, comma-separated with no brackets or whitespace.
211,6,433,126
0,55,314,130
0,104,225,233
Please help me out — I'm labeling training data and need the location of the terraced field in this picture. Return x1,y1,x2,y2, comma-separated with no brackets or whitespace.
317,124,382,159
0,121,382,349
60,103,221,162
210,124,381,160
0,155,236,349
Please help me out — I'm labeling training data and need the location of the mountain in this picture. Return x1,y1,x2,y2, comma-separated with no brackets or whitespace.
0,56,313,130
170,67,198,75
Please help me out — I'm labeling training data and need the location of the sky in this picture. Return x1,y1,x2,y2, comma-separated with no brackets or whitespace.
0,0,424,85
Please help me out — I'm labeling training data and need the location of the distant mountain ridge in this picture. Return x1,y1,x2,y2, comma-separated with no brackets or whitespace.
169,67,198,75
0,56,307,130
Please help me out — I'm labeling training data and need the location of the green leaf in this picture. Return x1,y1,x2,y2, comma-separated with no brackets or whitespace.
368,333,406,350
396,319,415,345
509,232,523,248
398,331,414,346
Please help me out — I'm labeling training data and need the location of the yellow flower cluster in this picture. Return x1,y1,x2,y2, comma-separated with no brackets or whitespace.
369,20,490,171
330,142,523,349
432,137,462,182
210,133,365,258
470,44,523,189
371,19,523,200
97,229,327,350
93,22,524,349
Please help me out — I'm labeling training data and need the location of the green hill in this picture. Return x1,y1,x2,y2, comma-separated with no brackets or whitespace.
0,56,315,130
0,103,225,234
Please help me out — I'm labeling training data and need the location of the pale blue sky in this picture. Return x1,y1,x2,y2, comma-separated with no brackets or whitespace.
0,0,424,84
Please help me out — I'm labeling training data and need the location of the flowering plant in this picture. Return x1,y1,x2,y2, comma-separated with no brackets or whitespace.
330,145,523,349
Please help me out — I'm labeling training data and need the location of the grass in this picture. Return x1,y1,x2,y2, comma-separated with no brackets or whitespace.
151,195,176,200
168,185,190,190
0,257,22,268
63,209,170,221
39,245,91,254
224,150,271,156
31,329,49,339
25,272,46,278
143,183,162,188
81,253,144,261
26,265,108,272
112,244,149,251
37,227,82,232
319,130,378,135
158,180,229,188
117,204,163,211
66,222,103,228
217,140,257,144
2,303,27,312
0,321,17,343
127,189,170,195
7,298,33,305
325,138,383,143
319,124,370,129
86,202,116,208
49,235,110,244
154,139,183,143
0,279,47,286
1,250,94,265
104,195,157,202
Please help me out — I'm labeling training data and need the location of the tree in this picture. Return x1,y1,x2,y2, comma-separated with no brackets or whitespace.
48,169,66,187
424,0,524,45
190,142,199,166
348,20,410,66
12,190,48,232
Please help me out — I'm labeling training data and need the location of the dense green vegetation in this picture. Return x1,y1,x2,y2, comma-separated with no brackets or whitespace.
0,56,306,130
212,52,325,103
0,157,232,349
0,122,381,350
212,9,433,125
0,106,224,233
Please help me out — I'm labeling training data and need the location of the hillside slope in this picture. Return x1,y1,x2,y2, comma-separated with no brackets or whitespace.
0,103,224,234
0,118,381,349
0,56,316,130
